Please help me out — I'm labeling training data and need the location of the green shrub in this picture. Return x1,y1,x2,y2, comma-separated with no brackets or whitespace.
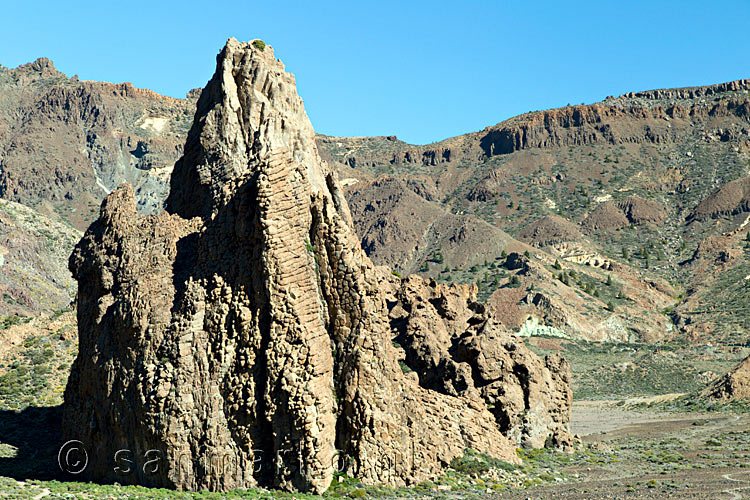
252,39,266,51
450,448,517,475
0,315,26,330
51,307,72,320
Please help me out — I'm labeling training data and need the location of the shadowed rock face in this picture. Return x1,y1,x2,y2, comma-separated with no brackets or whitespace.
62,39,570,494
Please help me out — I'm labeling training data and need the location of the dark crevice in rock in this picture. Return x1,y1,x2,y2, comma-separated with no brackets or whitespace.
513,363,532,411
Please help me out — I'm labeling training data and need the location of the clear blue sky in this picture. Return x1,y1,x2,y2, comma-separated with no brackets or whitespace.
2,1,748,145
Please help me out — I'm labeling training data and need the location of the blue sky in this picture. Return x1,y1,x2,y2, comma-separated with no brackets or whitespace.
1,1,748,144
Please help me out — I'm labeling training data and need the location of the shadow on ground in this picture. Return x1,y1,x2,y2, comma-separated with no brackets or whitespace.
0,405,63,480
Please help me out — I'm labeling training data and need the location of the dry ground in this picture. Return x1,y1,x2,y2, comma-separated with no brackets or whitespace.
496,399,750,500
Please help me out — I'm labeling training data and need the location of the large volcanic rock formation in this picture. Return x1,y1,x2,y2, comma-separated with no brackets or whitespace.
62,39,572,494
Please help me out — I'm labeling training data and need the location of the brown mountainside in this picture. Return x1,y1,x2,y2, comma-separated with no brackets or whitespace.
1,53,748,343
0,57,195,229
324,79,750,343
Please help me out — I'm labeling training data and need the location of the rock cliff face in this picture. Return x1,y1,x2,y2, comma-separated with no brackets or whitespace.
324,79,750,179
0,57,194,229
63,39,572,493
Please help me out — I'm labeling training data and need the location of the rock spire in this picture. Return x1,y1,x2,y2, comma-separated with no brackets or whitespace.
62,38,571,493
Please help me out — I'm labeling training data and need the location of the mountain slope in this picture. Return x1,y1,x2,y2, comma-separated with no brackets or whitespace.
325,79,750,342
0,58,195,230
1,57,748,342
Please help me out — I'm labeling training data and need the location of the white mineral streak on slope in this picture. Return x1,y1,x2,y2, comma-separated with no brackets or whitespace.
94,168,111,194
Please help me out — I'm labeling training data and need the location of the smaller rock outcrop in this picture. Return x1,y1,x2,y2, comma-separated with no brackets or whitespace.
582,202,630,232
517,215,583,247
617,197,667,226
12,57,64,79
582,197,666,232
685,235,740,270
388,275,575,450
700,356,750,401
691,176,750,220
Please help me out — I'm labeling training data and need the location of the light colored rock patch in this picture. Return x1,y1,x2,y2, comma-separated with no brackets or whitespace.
516,316,569,339
138,115,169,134
95,174,111,194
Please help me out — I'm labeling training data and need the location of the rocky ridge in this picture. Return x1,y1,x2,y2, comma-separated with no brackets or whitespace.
62,39,572,494
0,57,196,229
323,79,750,182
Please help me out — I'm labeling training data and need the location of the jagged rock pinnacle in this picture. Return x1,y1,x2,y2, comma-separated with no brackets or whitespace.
62,38,571,494
167,38,331,219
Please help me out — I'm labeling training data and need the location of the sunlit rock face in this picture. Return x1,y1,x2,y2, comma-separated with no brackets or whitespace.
62,38,570,494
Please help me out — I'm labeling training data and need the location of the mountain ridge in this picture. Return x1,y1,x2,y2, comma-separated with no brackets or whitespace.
0,55,748,343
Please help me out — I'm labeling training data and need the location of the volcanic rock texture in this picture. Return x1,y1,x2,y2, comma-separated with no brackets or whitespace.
62,39,572,493
0,57,195,230
387,275,573,449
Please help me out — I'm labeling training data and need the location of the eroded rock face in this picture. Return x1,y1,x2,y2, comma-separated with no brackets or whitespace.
388,276,574,450
0,58,195,230
62,39,545,494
